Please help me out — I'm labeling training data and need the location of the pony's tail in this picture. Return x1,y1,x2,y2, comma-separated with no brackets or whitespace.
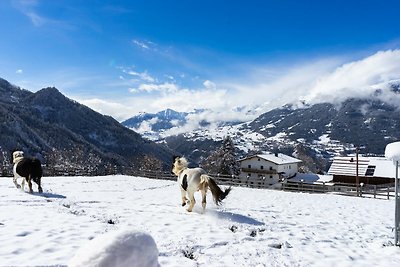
31,158,43,179
203,175,231,205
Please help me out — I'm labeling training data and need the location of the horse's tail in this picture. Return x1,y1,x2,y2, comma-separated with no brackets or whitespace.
31,158,43,180
202,175,231,205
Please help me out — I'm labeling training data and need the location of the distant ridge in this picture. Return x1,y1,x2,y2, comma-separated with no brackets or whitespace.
125,89,400,172
0,77,174,175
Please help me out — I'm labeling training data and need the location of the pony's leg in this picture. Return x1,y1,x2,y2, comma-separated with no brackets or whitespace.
13,176,21,189
37,178,43,193
27,177,33,193
180,188,188,206
186,191,196,212
21,177,25,191
201,188,207,211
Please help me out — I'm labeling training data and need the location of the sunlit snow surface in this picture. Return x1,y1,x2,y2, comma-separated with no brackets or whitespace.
0,175,399,266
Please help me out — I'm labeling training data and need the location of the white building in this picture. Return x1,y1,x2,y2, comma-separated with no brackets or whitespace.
238,153,302,187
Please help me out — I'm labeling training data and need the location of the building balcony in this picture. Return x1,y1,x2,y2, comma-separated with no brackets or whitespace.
240,168,277,174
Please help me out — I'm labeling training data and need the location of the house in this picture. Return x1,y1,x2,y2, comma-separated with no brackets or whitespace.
327,156,396,185
238,153,302,187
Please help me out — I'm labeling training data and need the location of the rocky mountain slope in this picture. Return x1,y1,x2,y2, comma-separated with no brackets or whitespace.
0,78,174,175
127,94,400,173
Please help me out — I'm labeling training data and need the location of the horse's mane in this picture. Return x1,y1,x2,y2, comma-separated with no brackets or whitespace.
173,157,189,175
179,157,189,168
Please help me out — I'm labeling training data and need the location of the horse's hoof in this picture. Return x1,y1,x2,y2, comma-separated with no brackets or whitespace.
16,185,21,189
38,188,43,193
186,209,193,212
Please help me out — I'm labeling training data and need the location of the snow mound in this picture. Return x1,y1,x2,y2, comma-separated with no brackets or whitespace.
69,229,159,267
385,141,400,162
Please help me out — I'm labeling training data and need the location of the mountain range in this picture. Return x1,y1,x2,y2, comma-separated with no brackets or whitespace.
2,76,399,176
0,78,174,175
123,86,400,173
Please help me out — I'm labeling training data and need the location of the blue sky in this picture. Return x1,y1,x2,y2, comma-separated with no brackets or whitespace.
1,0,400,122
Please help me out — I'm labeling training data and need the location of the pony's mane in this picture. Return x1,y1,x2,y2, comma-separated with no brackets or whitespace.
172,156,189,175
13,151,24,164
178,157,189,168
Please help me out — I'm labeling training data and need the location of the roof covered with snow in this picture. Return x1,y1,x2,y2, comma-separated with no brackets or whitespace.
328,156,398,178
385,142,400,162
289,173,333,184
239,153,302,165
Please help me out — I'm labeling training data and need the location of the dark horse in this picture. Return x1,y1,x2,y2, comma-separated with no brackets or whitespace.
12,151,43,193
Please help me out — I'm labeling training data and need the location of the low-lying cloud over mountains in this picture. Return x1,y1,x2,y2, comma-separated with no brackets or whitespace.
82,49,400,136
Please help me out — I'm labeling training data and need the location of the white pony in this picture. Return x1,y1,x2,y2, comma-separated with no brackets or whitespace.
172,156,231,212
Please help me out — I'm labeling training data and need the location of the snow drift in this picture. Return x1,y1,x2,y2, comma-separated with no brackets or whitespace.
69,229,159,267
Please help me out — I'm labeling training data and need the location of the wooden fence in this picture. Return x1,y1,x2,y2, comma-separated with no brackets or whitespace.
2,167,396,199
129,171,396,199
282,180,396,199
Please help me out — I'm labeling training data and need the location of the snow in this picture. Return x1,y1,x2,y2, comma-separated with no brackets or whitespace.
385,141,400,162
317,134,330,145
69,230,159,267
290,173,333,184
255,153,302,165
0,175,400,266
369,157,398,178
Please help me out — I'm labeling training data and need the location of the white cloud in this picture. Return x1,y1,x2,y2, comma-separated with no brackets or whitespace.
133,40,149,50
76,49,400,129
222,49,400,114
302,50,400,105
132,39,157,51
123,69,155,83
12,0,46,26
130,71,154,82
203,80,216,90
16,69,23,74
133,117,159,133
130,82,179,94
78,98,138,122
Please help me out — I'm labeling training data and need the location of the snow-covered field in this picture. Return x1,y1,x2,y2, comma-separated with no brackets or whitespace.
0,175,399,266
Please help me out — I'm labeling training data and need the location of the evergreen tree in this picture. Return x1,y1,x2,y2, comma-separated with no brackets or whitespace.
202,136,240,175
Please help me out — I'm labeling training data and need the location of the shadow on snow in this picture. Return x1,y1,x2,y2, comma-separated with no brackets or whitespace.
209,210,264,226
30,191,66,199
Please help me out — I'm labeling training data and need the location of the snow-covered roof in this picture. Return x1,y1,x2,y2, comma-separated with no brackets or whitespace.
385,142,400,162
239,153,302,165
328,156,398,178
289,173,333,184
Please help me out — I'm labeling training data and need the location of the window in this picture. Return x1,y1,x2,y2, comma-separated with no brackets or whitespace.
366,166,376,176
261,166,264,170
248,164,251,169
270,175,273,179
270,166,273,170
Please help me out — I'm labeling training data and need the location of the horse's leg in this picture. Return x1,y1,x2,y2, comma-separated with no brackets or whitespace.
186,190,196,212
13,176,21,189
180,188,188,206
38,178,43,193
27,176,33,193
21,177,26,191
201,188,207,211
